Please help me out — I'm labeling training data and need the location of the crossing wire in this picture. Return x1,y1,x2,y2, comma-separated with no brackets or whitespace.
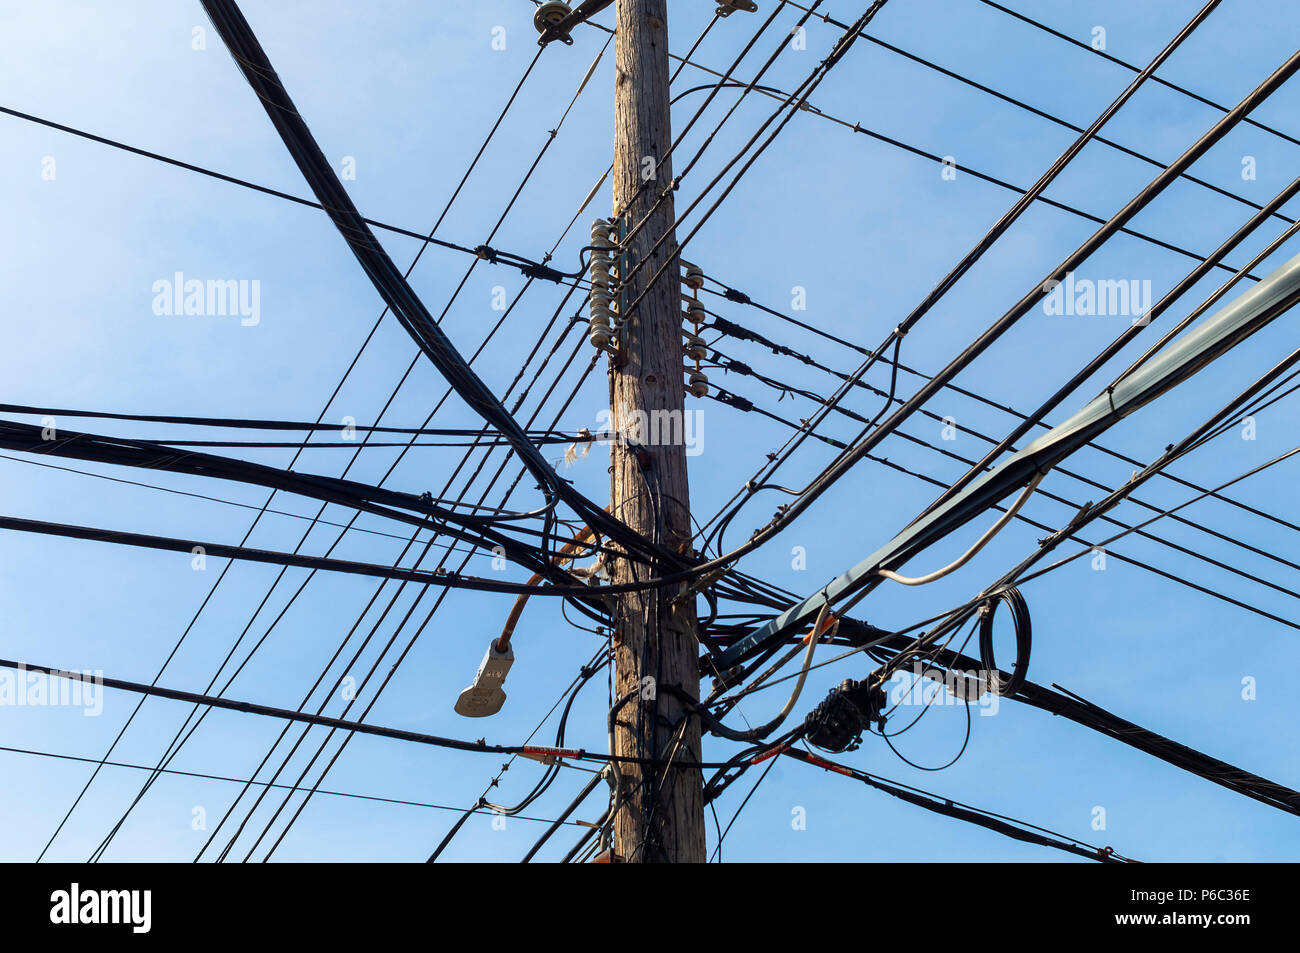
36,37,565,863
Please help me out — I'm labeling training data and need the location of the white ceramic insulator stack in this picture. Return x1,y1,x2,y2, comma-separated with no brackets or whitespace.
681,260,705,291
687,369,709,397
588,219,616,351
683,303,707,357
682,291,708,396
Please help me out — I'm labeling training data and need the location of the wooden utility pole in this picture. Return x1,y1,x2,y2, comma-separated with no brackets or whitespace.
608,0,706,862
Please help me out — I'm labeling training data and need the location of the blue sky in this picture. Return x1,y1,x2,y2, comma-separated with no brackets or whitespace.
2,0,1300,862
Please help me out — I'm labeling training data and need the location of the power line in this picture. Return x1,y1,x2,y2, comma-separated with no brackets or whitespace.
788,0,1296,228
0,104,577,285
557,0,1275,283
702,379,1300,633
709,340,1300,590
693,44,1300,612
33,37,574,862
0,657,735,770
199,0,666,569
977,0,1300,150
697,255,1300,539
16,0,1300,866
0,743,590,830
779,747,1132,862
74,17,636,861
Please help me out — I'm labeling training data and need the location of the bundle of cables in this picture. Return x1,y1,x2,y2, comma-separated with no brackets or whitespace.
977,585,1032,697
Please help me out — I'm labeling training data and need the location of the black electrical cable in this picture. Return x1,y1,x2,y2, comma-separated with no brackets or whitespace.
977,586,1031,697
30,40,574,863
618,1,889,318
428,654,609,863
91,317,595,852
63,27,660,852
32,33,581,863
921,174,1300,521
977,0,1300,150
100,437,581,449
518,769,607,863
699,385,1300,733
0,452,412,545
727,378,1300,631
617,1,809,251
240,337,616,862
879,699,971,772
701,234,1300,544
786,0,1290,230
713,344,1300,602
0,657,740,771
867,637,1300,818
621,0,1229,329
0,402,592,439
199,0,671,570
708,750,779,862
0,104,579,284
666,44,1300,629
547,5,1275,284
0,743,589,829
689,0,1235,563
1016,443,1300,592
168,320,603,864
873,616,977,732
780,747,1131,862
189,35,676,852
858,347,1300,702
0,421,581,582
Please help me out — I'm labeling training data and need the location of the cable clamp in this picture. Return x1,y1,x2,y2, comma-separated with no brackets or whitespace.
1105,383,1122,419
520,261,565,283
520,745,584,765
671,565,728,609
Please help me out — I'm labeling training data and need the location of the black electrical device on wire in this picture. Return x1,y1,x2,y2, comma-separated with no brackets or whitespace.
803,678,887,753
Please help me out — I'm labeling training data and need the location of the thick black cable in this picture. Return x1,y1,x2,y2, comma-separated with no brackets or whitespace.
780,748,1130,862
35,24,577,864
131,306,597,863
868,638,1300,818
248,347,611,861
199,0,669,568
